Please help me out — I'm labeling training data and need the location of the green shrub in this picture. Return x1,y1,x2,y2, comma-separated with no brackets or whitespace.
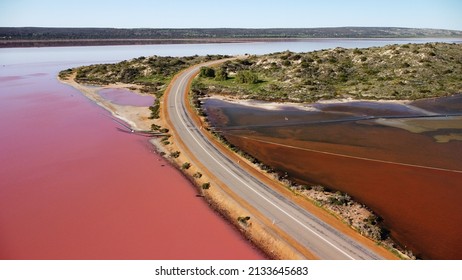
148,100,160,119
151,124,161,131
199,67,215,78
236,70,259,84
237,216,251,224
215,69,228,81
181,162,191,170
201,182,210,189
170,151,180,158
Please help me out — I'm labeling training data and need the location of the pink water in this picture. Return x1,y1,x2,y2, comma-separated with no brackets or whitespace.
0,65,264,259
98,88,155,107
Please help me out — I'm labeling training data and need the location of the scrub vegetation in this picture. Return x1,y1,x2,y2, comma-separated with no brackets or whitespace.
193,43,462,102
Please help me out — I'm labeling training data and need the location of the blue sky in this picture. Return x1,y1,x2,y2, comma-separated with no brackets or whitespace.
1,0,461,30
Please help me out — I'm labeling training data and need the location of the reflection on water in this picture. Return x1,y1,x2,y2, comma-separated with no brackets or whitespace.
204,95,462,259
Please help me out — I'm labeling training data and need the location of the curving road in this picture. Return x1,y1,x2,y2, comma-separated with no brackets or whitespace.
166,60,383,260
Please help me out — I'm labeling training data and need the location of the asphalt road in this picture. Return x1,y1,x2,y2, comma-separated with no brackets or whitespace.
166,61,383,260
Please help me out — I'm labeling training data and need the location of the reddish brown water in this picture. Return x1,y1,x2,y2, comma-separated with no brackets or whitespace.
98,88,155,107
0,66,264,259
204,97,462,259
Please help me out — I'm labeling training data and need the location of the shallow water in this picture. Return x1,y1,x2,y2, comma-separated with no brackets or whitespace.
204,97,462,259
98,88,155,107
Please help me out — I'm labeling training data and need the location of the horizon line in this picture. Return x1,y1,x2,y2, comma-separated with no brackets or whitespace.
2,26,462,32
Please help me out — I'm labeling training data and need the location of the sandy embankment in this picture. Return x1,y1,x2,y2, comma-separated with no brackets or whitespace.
207,95,322,112
59,73,155,132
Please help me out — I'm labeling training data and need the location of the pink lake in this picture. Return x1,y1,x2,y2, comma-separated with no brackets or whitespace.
0,61,265,259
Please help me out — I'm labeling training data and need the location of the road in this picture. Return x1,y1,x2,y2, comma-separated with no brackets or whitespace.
165,60,383,260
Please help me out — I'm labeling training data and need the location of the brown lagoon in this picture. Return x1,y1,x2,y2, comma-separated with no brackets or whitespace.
204,95,462,259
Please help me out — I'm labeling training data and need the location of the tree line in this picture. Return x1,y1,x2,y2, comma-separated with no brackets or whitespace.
2,27,461,41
